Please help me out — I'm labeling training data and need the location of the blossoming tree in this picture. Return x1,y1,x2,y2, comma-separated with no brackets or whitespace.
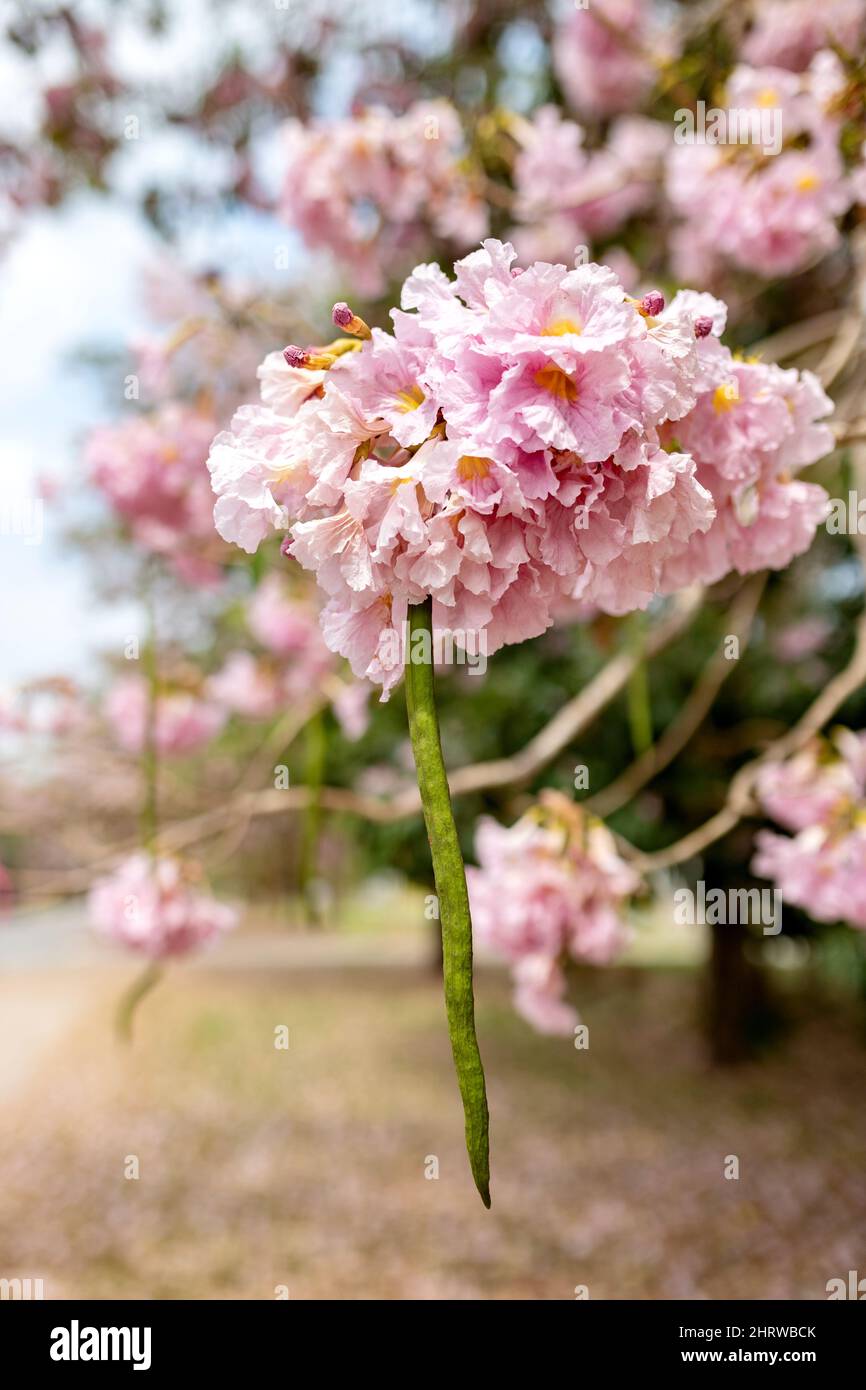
4,0,866,1208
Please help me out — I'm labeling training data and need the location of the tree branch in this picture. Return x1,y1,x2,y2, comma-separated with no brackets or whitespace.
586,575,765,819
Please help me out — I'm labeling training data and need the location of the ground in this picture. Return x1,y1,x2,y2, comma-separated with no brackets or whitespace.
0,903,864,1300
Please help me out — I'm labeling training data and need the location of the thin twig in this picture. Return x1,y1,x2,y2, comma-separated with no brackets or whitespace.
15,590,705,897
630,459,866,874
587,575,766,819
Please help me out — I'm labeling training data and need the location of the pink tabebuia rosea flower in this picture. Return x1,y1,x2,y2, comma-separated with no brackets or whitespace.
466,792,639,1035
132,260,267,408
667,53,859,281
88,852,237,958
242,575,371,735
279,101,488,296
552,0,672,119
86,403,226,586
207,651,288,721
247,574,323,658
206,240,833,699
246,573,334,697
739,0,866,71
105,673,226,756
752,730,866,929
508,107,669,267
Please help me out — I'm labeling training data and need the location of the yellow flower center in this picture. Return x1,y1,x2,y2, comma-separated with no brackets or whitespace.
542,318,582,337
713,381,740,413
795,171,820,192
756,88,778,108
394,384,425,413
457,455,493,482
534,364,579,403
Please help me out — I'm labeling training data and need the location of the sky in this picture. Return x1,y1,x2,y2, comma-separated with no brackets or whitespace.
0,0,484,691
0,2,303,690
0,195,153,687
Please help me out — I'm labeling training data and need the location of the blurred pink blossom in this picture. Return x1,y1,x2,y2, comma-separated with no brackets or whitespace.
467,796,638,1034
279,101,488,295
553,0,672,119
667,55,855,280
740,0,866,71
331,679,371,742
86,403,225,584
771,616,833,662
510,108,668,265
753,731,866,928
207,651,287,721
247,574,323,658
88,853,237,958
105,674,225,756
0,860,14,920
132,261,268,406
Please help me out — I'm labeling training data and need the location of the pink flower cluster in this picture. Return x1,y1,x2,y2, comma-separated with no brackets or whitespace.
133,261,266,408
0,678,88,738
509,107,669,267
656,301,833,591
552,0,672,119
88,852,237,959
209,576,370,736
247,574,329,666
467,795,638,1034
752,731,866,929
86,404,225,586
279,101,488,296
740,0,865,71
208,576,332,721
105,674,226,756
207,652,289,722
208,241,833,698
668,55,859,280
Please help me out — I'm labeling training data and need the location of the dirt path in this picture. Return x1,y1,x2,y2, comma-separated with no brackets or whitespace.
0,899,430,1106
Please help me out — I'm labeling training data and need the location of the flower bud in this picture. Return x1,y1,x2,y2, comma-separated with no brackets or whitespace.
639,290,665,318
332,302,372,339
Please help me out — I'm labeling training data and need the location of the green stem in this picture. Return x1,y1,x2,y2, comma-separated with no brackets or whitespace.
626,613,653,757
299,707,327,925
116,962,163,1044
119,574,164,1045
141,583,159,852
405,598,491,1208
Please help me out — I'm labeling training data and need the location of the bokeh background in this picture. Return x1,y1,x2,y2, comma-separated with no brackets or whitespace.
1,0,865,1300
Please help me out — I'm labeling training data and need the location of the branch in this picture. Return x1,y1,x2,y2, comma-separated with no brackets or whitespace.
630,452,866,874
586,575,766,819
443,585,705,801
751,311,843,366
16,588,705,897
